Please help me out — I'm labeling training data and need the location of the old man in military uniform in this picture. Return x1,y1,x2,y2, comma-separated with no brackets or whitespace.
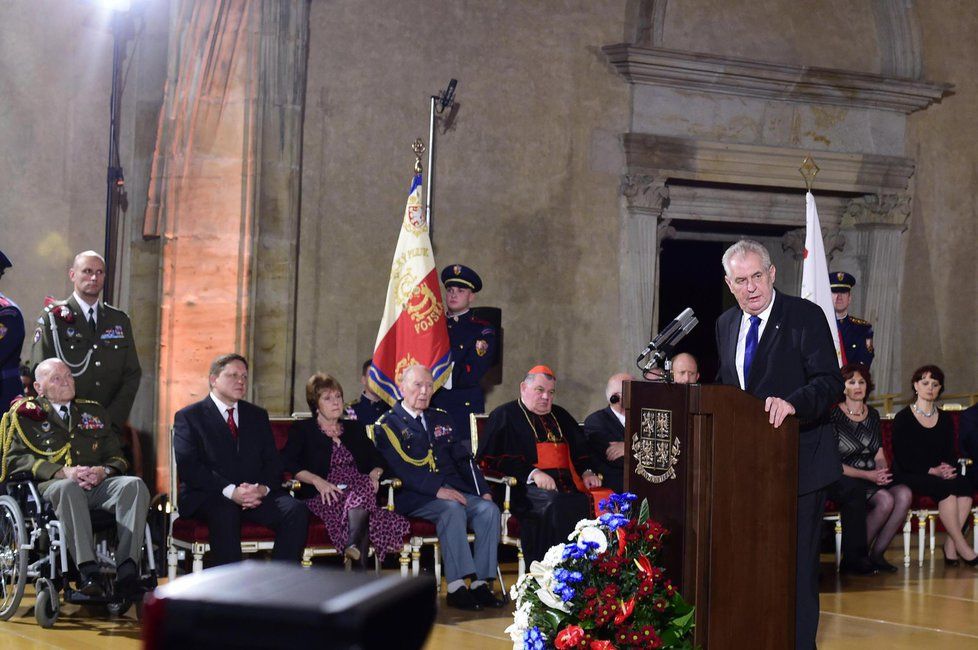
0,250,25,407
375,364,503,611
830,271,874,367
31,251,141,436
4,358,150,598
431,264,496,432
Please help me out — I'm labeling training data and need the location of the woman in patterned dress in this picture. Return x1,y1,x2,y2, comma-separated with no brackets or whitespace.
830,363,911,572
282,373,409,568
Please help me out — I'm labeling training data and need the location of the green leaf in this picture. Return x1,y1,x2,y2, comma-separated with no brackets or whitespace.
542,608,569,631
638,498,651,525
673,608,695,627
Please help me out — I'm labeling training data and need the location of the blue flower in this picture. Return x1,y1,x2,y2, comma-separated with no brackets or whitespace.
599,497,614,513
524,626,546,650
599,512,629,531
558,585,576,602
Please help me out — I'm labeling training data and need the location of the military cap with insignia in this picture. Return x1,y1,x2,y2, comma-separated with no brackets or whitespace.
829,271,856,293
441,264,482,293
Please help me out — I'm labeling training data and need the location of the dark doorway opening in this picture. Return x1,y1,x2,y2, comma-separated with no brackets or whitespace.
657,239,732,383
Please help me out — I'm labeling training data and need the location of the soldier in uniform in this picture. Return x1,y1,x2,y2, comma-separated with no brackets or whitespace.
346,358,390,424
374,364,503,611
0,250,26,407
431,264,496,432
3,358,150,598
830,271,875,367
31,251,141,436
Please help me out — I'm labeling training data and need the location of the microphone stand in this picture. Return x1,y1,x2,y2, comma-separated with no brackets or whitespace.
425,79,457,245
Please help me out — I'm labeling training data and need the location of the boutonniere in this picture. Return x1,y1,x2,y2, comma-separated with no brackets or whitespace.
54,305,75,323
16,399,47,422
79,413,105,430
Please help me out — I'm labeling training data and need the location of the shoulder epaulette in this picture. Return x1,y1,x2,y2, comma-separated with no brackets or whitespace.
102,302,125,313
75,398,101,405
849,316,871,326
470,315,492,326
430,407,448,414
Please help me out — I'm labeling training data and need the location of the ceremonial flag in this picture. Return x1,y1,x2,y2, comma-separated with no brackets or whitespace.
367,173,453,405
800,191,844,366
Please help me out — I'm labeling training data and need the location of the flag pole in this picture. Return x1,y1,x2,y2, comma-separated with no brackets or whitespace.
426,96,436,243
799,154,820,191
413,138,425,175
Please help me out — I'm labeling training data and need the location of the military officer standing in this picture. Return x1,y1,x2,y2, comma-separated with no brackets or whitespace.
31,251,141,436
346,358,390,423
830,271,874,368
0,250,26,407
431,265,496,432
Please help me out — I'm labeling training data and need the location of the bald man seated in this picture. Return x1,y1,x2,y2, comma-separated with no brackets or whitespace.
582,373,634,493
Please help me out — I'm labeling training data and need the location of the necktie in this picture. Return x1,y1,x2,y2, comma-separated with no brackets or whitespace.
87,306,96,331
743,315,761,385
59,405,70,428
226,407,239,440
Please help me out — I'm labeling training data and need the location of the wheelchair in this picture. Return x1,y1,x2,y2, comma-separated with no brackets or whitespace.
0,471,159,627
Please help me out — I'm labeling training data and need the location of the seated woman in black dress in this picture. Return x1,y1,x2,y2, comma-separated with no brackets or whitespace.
281,373,409,568
829,363,911,573
891,365,976,566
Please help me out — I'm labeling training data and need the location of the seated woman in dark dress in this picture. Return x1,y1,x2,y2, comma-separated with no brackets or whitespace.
891,365,976,566
281,373,409,568
829,363,911,573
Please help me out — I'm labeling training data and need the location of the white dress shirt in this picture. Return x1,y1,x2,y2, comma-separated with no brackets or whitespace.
210,392,246,500
735,290,777,390
73,292,100,329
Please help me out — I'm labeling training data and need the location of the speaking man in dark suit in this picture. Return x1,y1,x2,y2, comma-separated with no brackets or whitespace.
715,240,843,650
173,353,308,566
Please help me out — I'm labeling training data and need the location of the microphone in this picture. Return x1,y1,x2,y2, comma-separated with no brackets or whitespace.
635,307,696,363
437,79,457,113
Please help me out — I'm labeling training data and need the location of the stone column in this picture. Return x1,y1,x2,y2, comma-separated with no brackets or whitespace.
842,194,912,396
618,174,669,371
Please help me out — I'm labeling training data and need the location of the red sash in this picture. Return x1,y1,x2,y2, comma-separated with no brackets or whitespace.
535,442,613,517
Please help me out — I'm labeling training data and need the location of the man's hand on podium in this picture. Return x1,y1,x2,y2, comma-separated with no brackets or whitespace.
765,397,796,428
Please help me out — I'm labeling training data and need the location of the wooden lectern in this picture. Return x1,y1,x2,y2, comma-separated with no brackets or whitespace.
623,380,798,649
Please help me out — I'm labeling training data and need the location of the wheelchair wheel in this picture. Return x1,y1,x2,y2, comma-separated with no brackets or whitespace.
0,495,28,621
34,577,60,628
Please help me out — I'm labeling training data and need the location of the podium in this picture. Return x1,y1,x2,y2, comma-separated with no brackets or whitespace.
623,381,797,648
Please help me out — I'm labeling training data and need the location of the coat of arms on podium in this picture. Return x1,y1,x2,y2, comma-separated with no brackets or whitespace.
632,407,680,484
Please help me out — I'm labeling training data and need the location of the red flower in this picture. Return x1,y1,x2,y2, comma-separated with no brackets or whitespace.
53,305,75,323
664,580,677,596
634,554,653,576
556,625,586,649
583,587,598,599
613,597,635,625
652,597,668,611
637,580,655,598
639,625,662,648
589,641,616,650
616,527,627,556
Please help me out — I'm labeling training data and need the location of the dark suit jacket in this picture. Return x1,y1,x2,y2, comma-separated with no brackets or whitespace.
374,402,489,514
715,291,844,495
959,404,978,460
280,418,387,500
173,397,284,517
583,406,625,492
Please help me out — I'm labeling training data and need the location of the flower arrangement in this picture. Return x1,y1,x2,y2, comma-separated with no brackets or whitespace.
507,493,695,649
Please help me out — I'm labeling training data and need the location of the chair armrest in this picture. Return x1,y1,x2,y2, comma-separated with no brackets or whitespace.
282,479,301,494
381,478,402,511
483,474,517,514
959,457,973,476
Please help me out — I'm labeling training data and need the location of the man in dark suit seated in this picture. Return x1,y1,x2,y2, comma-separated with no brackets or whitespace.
960,403,978,491
374,364,503,611
173,353,308,566
583,373,634,493
715,239,843,650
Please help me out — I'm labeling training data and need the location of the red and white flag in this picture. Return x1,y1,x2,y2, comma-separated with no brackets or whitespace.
367,173,453,405
800,191,843,366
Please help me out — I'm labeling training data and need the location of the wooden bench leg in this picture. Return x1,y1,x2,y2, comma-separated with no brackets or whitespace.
834,518,842,569
903,514,911,567
928,514,936,558
433,542,441,592
399,544,410,577
917,512,926,566
411,542,421,577
517,545,525,581
167,545,178,581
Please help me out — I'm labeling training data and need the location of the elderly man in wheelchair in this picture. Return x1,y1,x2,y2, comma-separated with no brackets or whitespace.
0,358,154,624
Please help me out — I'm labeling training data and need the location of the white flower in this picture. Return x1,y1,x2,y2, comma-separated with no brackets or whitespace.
536,586,571,612
505,602,532,648
569,517,599,537
574,525,609,554
540,543,566,569
528,560,554,591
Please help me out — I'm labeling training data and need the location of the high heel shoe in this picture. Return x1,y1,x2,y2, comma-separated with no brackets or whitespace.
962,554,978,567
942,542,960,567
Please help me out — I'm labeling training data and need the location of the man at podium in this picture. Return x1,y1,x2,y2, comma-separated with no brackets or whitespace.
715,240,843,650
478,365,603,564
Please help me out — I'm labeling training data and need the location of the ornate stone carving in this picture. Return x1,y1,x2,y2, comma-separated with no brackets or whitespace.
620,174,670,215
781,228,846,262
842,194,912,230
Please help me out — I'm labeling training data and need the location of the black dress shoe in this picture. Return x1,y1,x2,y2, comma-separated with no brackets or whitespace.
869,554,898,573
470,584,506,608
77,575,105,597
445,587,482,611
839,558,877,575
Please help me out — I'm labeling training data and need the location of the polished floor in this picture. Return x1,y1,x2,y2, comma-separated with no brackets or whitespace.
2,543,978,649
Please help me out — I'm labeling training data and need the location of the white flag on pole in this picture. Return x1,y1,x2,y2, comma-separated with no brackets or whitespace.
800,191,843,367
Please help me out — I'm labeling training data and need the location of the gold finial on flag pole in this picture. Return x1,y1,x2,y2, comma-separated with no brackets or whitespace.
799,154,819,192
413,139,425,174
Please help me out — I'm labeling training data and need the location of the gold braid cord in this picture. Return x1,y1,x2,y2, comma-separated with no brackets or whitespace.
0,404,71,482
380,423,435,471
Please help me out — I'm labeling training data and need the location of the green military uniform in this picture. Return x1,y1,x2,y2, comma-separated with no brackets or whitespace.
1,396,148,567
31,296,141,434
